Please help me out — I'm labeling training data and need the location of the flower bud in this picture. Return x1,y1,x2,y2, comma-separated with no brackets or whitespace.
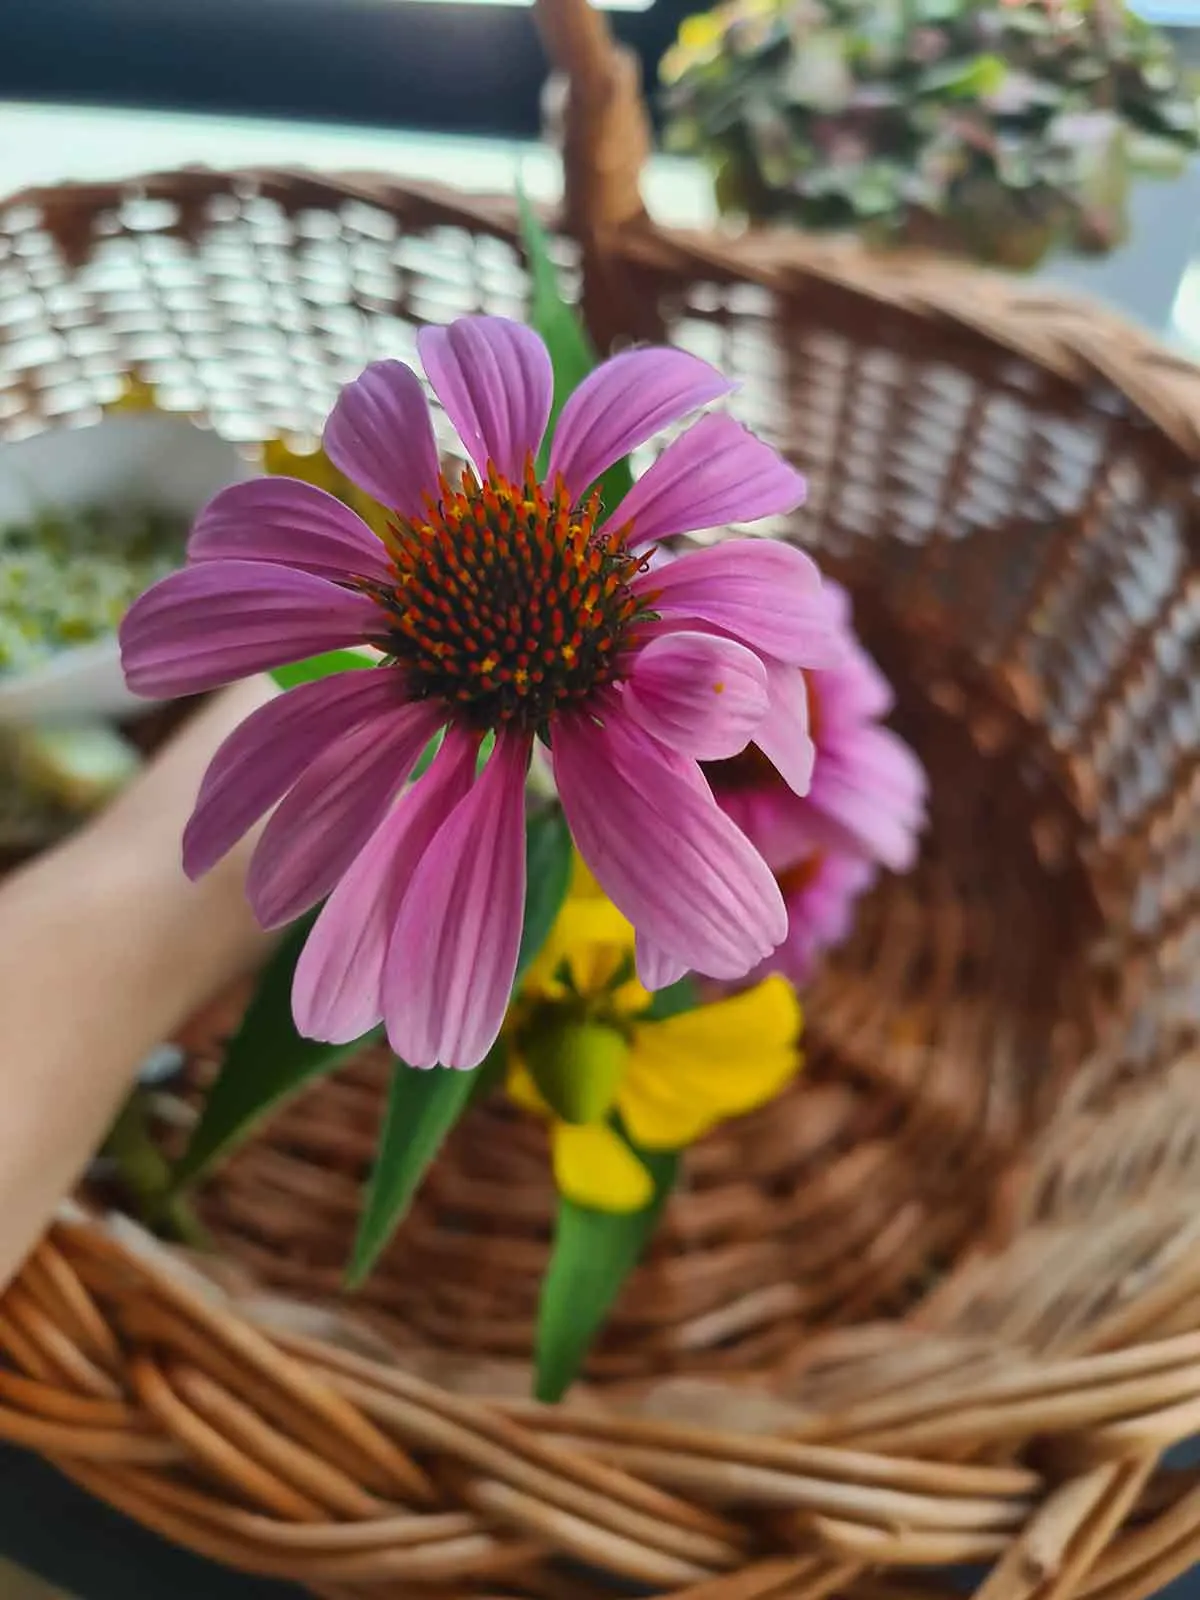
523,1018,630,1125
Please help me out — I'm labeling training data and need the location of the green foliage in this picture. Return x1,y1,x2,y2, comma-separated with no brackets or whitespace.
349,1053,484,1285
642,975,700,1022
517,187,633,519
517,804,573,982
661,0,1199,269
535,1131,679,1402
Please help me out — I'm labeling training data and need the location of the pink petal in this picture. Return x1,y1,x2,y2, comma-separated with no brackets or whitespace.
292,732,478,1044
807,728,928,871
753,659,815,796
418,317,552,483
813,639,895,728
548,348,733,506
634,541,842,669
246,700,445,928
821,579,854,629
601,413,806,551
183,669,412,879
384,731,531,1069
710,783,816,876
788,852,877,943
553,709,786,979
773,853,877,987
119,560,383,699
323,359,440,517
188,478,394,585
623,630,767,760
636,934,690,992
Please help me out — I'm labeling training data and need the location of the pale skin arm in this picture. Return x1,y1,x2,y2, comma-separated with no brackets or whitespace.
0,681,276,1290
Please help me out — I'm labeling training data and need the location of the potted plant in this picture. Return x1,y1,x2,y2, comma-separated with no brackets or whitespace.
661,0,1200,271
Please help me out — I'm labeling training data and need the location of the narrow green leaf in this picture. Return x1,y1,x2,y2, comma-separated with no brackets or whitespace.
535,1135,679,1402
348,1052,484,1286
517,185,633,520
271,649,375,690
517,804,573,982
173,912,382,1189
642,975,699,1022
519,186,595,468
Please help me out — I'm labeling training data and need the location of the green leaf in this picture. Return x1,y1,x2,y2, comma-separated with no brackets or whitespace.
642,975,699,1022
348,1052,482,1286
535,1133,679,1402
923,53,1009,99
517,185,632,521
173,913,383,1189
517,804,573,982
347,804,571,1284
271,649,375,690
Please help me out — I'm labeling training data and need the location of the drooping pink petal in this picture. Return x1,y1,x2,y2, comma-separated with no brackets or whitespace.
548,348,733,506
711,784,816,876
633,541,842,669
188,478,395,586
772,853,877,987
601,413,806,551
418,317,552,483
807,727,928,871
813,639,895,728
636,934,690,992
292,732,478,1044
183,669,414,879
384,731,531,1069
119,560,384,699
623,631,767,760
553,710,786,980
752,659,815,797
246,700,445,928
323,359,440,517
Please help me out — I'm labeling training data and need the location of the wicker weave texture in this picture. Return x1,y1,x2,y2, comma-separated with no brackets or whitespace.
0,58,1196,1596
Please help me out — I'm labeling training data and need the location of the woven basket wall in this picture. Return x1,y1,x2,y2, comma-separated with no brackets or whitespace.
1,2,1200,1595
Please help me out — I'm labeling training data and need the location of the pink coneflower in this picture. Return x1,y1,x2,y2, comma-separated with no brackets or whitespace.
707,582,926,985
120,315,836,1068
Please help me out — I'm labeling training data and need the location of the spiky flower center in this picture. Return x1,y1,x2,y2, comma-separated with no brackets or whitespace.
371,460,644,731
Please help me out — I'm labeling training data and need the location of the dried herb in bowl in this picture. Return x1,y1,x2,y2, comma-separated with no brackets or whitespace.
0,503,187,677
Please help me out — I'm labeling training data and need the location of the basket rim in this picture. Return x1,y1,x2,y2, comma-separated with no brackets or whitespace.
6,162,1200,462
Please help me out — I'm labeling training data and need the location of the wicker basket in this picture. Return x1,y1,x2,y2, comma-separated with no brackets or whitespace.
2,1,1200,1594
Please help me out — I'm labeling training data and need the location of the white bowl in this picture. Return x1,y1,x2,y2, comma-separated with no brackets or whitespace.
0,413,251,726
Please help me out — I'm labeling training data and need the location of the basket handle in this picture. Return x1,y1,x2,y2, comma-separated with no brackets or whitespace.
531,0,660,348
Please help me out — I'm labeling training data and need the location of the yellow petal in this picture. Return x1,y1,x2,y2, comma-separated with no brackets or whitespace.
618,1069,716,1150
619,976,802,1149
558,895,634,956
612,969,653,1019
552,1122,653,1213
526,866,635,1000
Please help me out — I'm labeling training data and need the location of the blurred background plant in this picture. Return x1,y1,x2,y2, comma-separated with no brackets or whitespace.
661,0,1200,269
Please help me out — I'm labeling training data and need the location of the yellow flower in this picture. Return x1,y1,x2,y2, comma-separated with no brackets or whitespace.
261,438,393,539
510,863,802,1213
